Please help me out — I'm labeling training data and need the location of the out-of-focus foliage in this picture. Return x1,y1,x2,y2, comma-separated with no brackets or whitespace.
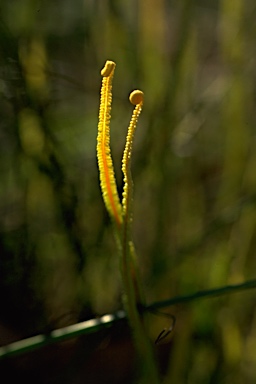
1,0,256,383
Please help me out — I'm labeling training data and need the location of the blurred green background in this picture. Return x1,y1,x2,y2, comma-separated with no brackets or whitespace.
1,0,256,383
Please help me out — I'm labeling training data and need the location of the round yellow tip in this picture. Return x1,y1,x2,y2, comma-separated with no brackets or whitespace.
101,60,116,77
129,90,144,105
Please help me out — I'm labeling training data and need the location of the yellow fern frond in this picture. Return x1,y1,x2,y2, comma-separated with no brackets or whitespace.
122,90,144,218
97,60,123,227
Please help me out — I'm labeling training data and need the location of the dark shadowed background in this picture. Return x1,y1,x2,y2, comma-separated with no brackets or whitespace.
1,0,256,383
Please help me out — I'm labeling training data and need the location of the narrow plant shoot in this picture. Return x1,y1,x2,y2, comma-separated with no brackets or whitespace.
97,60,123,229
97,60,160,384
121,90,145,308
122,90,144,222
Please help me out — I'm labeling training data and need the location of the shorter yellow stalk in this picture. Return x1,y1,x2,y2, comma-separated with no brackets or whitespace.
122,90,144,218
120,90,160,383
121,90,145,305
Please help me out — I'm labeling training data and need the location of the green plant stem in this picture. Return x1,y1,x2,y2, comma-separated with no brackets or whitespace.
115,225,160,383
122,249,160,384
119,98,160,382
0,310,126,359
1,278,256,360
